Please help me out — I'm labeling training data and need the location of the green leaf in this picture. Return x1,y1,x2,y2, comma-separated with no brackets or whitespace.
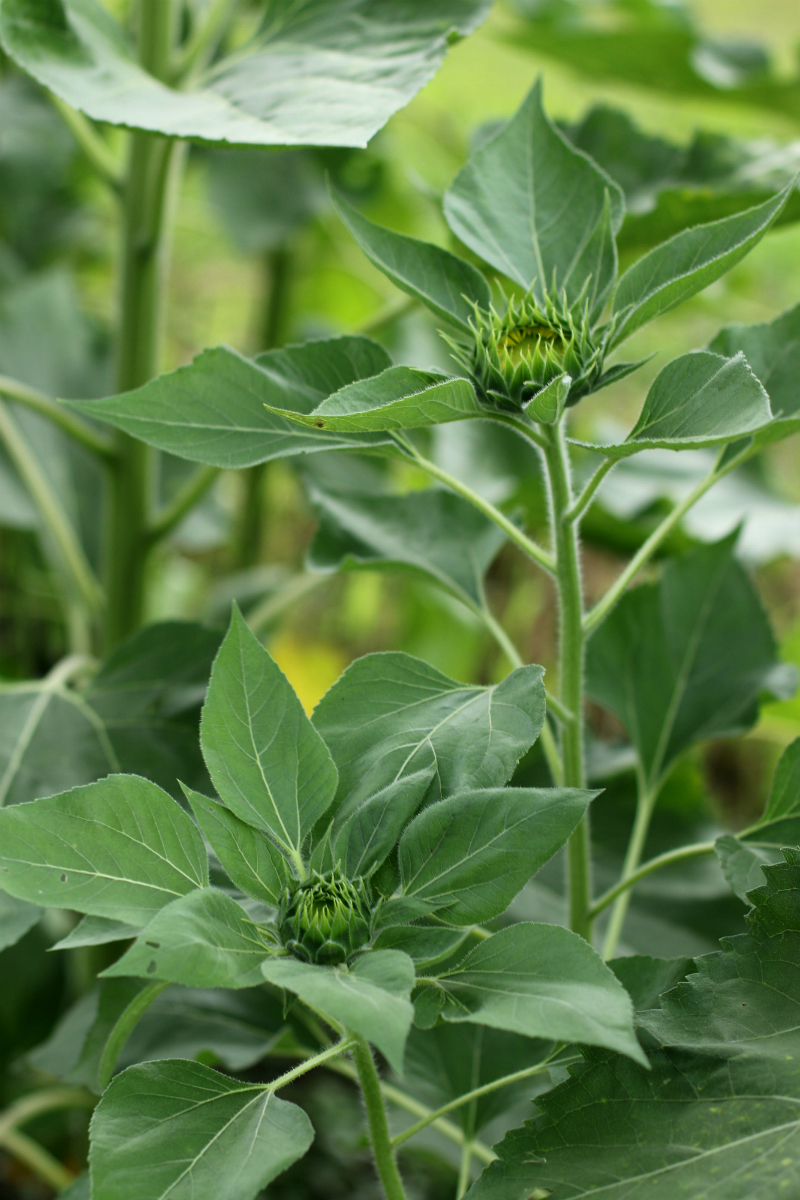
443,80,624,301
525,373,571,425
52,914,141,950
200,607,337,859
332,188,491,331
208,148,325,255
761,738,800,825
710,302,800,448
104,888,272,990
68,339,394,468
312,653,546,820
428,923,646,1065
0,0,490,147
89,1059,313,1200
262,949,415,1075
373,922,469,968
610,183,794,346
399,787,594,924
0,775,208,924
308,485,507,609
608,954,696,1011
185,787,290,906
264,365,484,432
585,351,773,457
714,834,777,903
0,891,41,951
467,850,800,1200
585,535,791,789
405,1023,554,1135
332,768,436,878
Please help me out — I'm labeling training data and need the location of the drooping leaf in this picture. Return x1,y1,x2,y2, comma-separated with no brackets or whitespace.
89,1059,314,1200
710,302,800,448
714,834,778,904
332,188,491,331
68,340,394,468
584,351,773,457
200,607,338,858
585,535,793,789
52,915,141,950
467,851,800,1200
399,787,594,924
264,365,484,432
608,954,697,1011
308,485,507,609
610,183,794,346
405,1023,555,1135
0,0,490,147
424,923,646,1065
0,891,41,951
0,776,208,925
262,949,415,1075
332,768,437,878
185,787,291,906
443,80,624,302
104,888,272,990
312,653,546,820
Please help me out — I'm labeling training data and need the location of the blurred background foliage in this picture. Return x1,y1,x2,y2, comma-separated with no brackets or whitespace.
0,2,799,1193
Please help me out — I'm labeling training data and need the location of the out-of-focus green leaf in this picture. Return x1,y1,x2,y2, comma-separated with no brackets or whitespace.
332,188,491,331
714,835,777,904
443,80,623,304
262,949,415,1075
68,339,394,467
207,149,325,255
90,1059,314,1200
312,654,546,819
0,776,208,924
422,923,646,1065
586,536,794,789
467,851,800,1200
710,303,800,448
104,888,272,990
0,0,491,147
608,955,696,1011
308,485,507,609
0,892,42,951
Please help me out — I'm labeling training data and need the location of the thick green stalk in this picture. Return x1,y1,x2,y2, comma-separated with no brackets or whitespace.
351,1035,409,1200
104,0,179,649
542,421,591,937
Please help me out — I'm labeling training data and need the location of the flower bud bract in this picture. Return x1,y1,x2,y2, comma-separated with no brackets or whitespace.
277,869,373,966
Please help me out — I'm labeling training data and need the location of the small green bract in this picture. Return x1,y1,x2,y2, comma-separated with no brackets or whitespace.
277,869,374,965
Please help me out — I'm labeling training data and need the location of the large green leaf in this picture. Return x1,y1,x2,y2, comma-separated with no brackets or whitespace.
467,850,800,1200
0,0,490,147
0,775,208,924
185,788,291,906
200,607,337,858
0,622,220,808
68,339,394,468
332,189,491,331
0,891,41,951
423,923,646,1065
585,536,793,789
104,888,272,990
262,949,415,1074
443,80,624,303
308,485,507,609
710,302,800,448
89,1060,314,1200
585,351,773,457
610,184,794,346
399,787,594,924
312,653,546,819
264,365,484,432
332,767,436,878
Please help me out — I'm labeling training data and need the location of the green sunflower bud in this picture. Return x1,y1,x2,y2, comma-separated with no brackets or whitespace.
277,869,373,966
447,287,604,412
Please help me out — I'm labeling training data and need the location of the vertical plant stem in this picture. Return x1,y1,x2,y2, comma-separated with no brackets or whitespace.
351,1034,409,1200
457,1141,474,1198
235,247,293,567
104,0,180,650
543,421,591,938
602,773,660,959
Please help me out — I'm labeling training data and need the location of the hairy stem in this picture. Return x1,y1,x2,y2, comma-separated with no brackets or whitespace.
565,456,616,524
588,840,716,921
147,465,220,544
104,0,181,650
542,421,590,937
351,1035,409,1200
602,772,660,959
